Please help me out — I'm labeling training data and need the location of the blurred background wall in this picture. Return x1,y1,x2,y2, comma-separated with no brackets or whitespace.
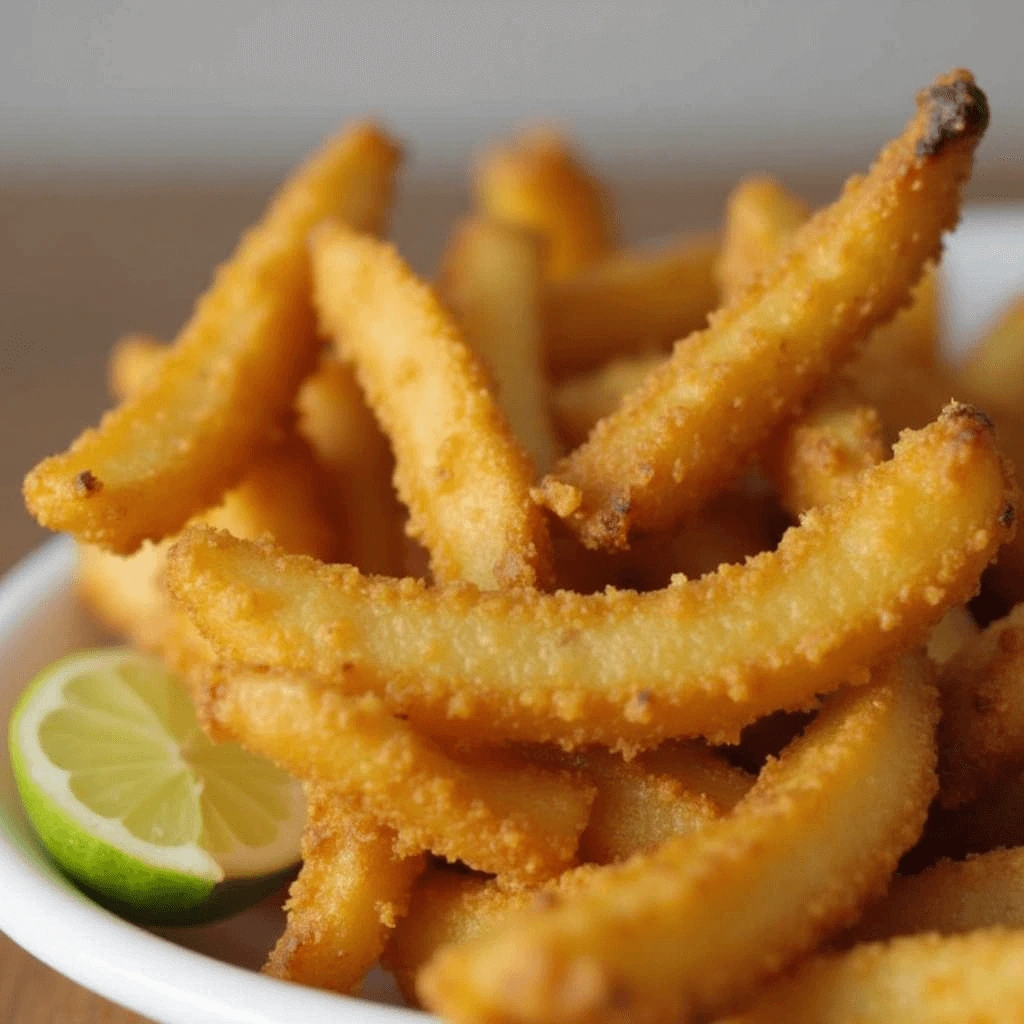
2,0,1024,569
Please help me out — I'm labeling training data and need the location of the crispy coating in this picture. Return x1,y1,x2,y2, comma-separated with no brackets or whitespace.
723,929,1024,1024
311,223,553,590
961,293,1024,414
439,217,560,474
848,847,1024,942
536,71,986,550
296,356,407,575
24,123,401,553
264,785,424,994
197,668,595,884
715,175,810,305
418,656,939,1024
166,407,1013,750
937,602,1024,807
761,380,886,515
545,235,719,379
384,866,601,1007
474,127,616,280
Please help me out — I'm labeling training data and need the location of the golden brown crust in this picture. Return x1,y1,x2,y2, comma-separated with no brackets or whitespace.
536,70,987,550
24,123,401,553
418,657,939,1024
167,407,1014,750
311,223,553,590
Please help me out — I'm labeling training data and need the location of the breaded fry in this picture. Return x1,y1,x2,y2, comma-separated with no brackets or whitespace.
724,929,1024,1024
439,217,560,474
296,356,406,575
848,847,1024,942
383,866,600,1007
573,746,752,865
166,406,1013,750
716,175,810,304
474,127,615,280
536,72,987,549
960,293,1024,412
545,235,719,378
418,656,939,1024
937,602,1024,807
761,380,886,515
197,668,595,884
24,123,401,553
264,785,424,994
311,223,553,590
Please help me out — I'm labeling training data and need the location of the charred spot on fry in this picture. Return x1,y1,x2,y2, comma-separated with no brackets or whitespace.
74,470,102,496
916,72,991,158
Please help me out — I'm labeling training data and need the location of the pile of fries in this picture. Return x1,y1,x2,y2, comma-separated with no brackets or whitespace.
26,68,1024,1021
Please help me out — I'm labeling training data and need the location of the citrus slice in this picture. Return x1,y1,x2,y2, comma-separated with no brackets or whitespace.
8,648,305,924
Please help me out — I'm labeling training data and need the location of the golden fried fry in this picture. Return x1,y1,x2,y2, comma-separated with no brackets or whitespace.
166,406,1013,750
937,602,1024,807
383,866,600,1007
960,293,1024,412
848,847,1024,942
573,746,752,864
264,785,424,994
311,223,553,590
474,127,615,280
724,929,1024,1024
24,123,401,553
419,656,939,1024
715,175,810,304
296,356,406,575
197,668,595,883
438,217,560,474
536,72,986,549
761,381,886,515
545,235,719,379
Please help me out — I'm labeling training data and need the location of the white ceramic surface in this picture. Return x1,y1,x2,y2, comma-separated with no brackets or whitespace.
2,206,1024,1022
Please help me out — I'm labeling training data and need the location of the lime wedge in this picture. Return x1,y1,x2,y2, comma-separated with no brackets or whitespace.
8,648,304,924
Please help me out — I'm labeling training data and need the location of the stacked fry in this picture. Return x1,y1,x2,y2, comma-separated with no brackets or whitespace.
25,69,1024,1022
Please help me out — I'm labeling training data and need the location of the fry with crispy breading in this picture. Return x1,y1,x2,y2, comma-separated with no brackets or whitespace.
937,602,1024,807
536,71,987,549
311,223,552,590
724,929,1024,1024
197,668,595,883
166,406,1013,750
545,235,719,379
419,656,938,1024
474,127,615,280
264,785,424,994
847,846,1024,942
439,217,560,474
24,122,401,553
383,866,601,1007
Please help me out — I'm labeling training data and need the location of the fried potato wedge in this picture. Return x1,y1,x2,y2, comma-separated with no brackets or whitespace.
439,217,560,474
545,235,719,379
419,656,939,1024
536,71,986,549
761,380,886,515
264,785,424,994
197,668,595,883
474,127,615,280
849,847,1024,942
960,293,1024,412
384,866,600,1008
166,406,1012,749
724,929,1024,1024
311,223,553,590
24,123,401,553
937,602,1024,807
296,355,406,575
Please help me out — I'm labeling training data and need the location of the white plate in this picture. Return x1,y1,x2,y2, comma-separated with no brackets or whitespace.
2,206,1024,1024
